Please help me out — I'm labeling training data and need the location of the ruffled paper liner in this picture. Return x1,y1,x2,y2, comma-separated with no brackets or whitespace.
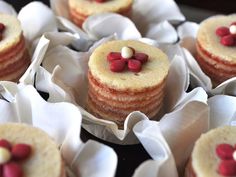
0,82,117,177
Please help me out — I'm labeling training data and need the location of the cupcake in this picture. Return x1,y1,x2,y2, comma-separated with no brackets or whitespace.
0,14,30,82
185,126,236,177
196,14,236,86
68,0,133,27
0,123,65,177
87,40,170,128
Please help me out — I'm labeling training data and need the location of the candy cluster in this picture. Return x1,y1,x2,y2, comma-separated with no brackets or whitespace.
216,22,236,46
0,139,31,177
216,143,236,176
0,23,5,41
107,46,149,73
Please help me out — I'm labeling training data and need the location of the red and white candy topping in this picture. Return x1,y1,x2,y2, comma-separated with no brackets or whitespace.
216,143,236,176
93,0,106,3
0,139,31,177
216,22,236,46
107,46,149,73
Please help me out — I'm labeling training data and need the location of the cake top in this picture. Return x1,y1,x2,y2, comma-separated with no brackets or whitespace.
197,14,236,63
0,123,63,177
68,0,133,16
192,126,236,177
88,40,169,90
0,14,22,52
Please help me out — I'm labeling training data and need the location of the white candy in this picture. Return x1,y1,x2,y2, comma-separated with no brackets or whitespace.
230,25,236,34
233,150,236,161
0,147,11,164
121,46,133,59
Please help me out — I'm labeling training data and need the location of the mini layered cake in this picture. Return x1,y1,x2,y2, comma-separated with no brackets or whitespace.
87,40,170,128
0,123,65,177
196,14,236,86
0,14,30,82
68,0,133,27
185,126,236,177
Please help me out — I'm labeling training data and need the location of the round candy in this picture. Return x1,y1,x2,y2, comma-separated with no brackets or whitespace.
121,46,134,59
230,25,236,34
0,147,11,164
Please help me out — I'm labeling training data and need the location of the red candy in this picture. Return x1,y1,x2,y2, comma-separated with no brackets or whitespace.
0,23,5,41
0,165,3,176
0,23,5,33
216,144,234,160
221,35,235,46
11,144,31,160
134,53,148,63
110,60,126,72
216,26,230,37
3,162,23,177
231,22,236,26
0,139,11,151
218,160,236,176
128,60,142,72
94,0,106,2
107,52,122,62
107,48,149,73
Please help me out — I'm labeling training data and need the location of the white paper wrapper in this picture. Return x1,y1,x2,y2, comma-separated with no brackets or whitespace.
50,0,185,43
0,82,117,177
20,31,209,147
0,0,17,16
178,21,236,96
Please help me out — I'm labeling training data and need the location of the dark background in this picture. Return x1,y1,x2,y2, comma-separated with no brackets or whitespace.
4,0,236,14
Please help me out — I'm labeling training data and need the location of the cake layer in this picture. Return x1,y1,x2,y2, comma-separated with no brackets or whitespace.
196,42,236,85
88,89,164,112
88,71,166,102
196,53,235,85
0,50,30,81
197,14,236,63
88,86,164,109
0,35,25,63
196,41,236,67
0,36,30,82
0,14,22,52
87,95,162,127
69,9,86,27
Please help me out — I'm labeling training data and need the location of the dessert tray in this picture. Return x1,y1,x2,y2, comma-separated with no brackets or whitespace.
0,0,236,177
